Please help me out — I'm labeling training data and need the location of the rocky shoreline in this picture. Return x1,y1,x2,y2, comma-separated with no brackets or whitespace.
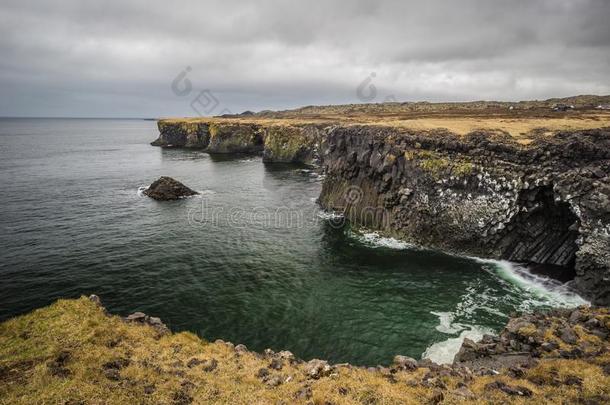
1,296,609,404
151,117,610,305
111,294,609,378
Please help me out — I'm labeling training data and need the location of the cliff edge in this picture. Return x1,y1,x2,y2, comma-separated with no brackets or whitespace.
1,297,609,404
151,98,610,305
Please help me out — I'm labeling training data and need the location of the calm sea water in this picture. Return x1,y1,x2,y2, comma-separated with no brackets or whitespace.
0,118,586,365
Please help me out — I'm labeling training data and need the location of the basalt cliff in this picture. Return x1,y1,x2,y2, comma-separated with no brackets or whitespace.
151,96,610,305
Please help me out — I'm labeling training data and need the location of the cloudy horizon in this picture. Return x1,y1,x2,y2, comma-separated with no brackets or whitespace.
1,0,609,118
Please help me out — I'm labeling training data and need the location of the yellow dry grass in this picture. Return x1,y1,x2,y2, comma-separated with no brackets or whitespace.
1,298,609,404
159,112,610,144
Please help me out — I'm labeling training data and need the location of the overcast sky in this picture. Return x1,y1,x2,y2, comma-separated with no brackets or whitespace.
1,0,609,117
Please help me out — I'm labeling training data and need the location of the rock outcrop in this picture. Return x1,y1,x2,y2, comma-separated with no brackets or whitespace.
152,120,327,164
318,126,610,305
261,125,327,164
454,306,610,374
143,176,198,200
151,121,265,154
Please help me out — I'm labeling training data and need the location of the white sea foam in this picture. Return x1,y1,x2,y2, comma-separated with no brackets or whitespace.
474,258,588,309
195,189,216,197
137,186,148,197
431,311,468,334
349,230,415,250
422,257,588,364
422,324,494,364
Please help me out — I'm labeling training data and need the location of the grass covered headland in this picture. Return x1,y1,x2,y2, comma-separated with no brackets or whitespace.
1,296,609,404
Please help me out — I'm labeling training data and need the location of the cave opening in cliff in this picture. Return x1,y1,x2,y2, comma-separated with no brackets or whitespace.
500,186,579,282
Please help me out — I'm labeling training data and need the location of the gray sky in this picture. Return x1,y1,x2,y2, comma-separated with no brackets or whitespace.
1,0,609,117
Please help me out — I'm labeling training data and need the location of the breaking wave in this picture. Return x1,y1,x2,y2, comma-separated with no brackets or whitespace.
348,230,416,250
474,258,588,310
422,259,587,364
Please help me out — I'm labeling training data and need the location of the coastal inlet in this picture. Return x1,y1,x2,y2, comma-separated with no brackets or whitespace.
0,118,590,366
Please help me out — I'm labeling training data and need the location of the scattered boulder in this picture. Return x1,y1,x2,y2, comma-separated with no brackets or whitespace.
102,358,130,370
256,368,270,379
268,358,283,370
392,355,418,371
541,341,559,352
103,368,121,381
201,359,218,372
143,176,198,200
277,350,296,363
125,312,147,322
304,359,332,379
559,327,578,345
88,294,102,307
294,385,312,400
265,375,283,387
123,311,170,336
564,375,583,386
235,344,249,354
430,389,444,404
485,380,532,397
186,358,203,368
452,386,475,400
47,351,71,378
172,389,193,405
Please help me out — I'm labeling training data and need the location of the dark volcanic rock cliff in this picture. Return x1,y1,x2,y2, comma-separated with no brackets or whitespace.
319,126,610,305
152,120,326,163
151,119,610,304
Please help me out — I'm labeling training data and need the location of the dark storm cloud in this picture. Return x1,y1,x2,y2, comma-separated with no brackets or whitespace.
0,0,609,117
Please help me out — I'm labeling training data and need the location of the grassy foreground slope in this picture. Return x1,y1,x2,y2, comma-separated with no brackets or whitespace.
1,297,609,404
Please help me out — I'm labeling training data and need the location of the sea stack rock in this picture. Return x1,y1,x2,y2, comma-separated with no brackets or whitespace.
143,176,198,200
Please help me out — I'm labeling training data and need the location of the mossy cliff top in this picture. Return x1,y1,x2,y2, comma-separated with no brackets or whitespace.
1,297,609,404
159,95,610,143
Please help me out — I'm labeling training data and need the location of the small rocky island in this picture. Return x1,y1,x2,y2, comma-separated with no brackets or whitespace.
143,176,198,200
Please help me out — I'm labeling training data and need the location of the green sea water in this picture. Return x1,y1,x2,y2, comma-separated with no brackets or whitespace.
0,118,586,365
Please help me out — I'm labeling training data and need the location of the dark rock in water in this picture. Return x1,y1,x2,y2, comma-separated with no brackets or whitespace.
143,177,198,200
